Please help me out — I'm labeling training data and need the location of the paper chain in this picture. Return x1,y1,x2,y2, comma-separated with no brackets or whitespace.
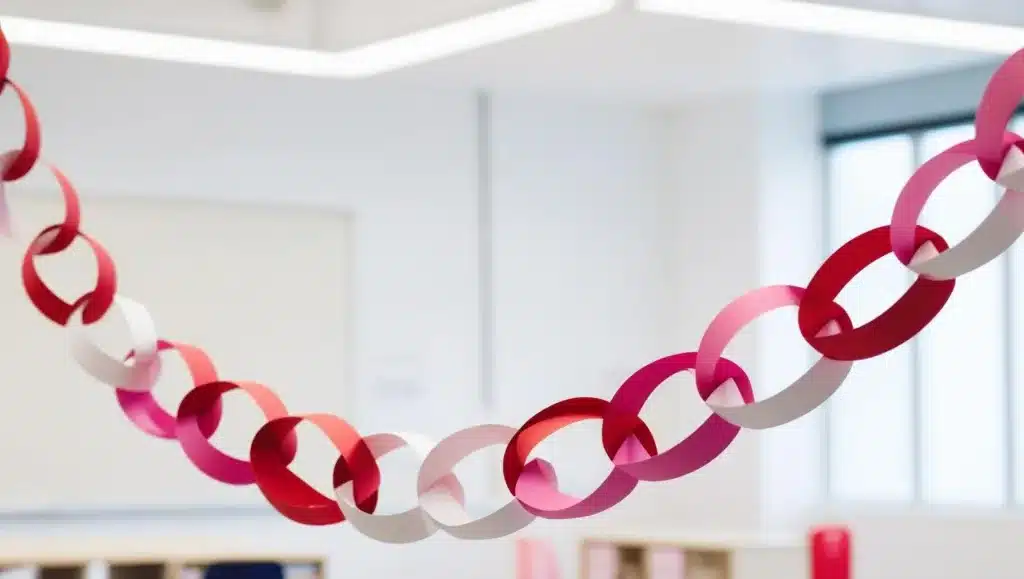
4,26,1024,544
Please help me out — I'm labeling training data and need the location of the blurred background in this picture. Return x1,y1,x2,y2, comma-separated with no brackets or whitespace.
0,1,1020,579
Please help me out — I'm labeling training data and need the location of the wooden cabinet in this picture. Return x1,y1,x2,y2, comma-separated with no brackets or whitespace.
0,543,324,579
582,541,730,579
582,535,805,579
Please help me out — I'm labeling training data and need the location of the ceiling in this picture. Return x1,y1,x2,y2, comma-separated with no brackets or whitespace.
0,0,1002,102
806,0,1024,28
387,11,988,102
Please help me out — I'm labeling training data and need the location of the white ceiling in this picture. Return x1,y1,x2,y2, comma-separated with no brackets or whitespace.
386,11,988,103
807,0,1024,27
0,0,998,102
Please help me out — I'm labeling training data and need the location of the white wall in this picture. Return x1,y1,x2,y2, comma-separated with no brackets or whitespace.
753,92,828,528
0,47,783,579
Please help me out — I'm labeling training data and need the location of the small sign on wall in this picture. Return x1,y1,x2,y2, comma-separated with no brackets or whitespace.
362,354,425,429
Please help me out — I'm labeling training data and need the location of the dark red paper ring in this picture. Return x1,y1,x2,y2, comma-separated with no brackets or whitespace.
0,159,83,254
251,413,381,526
0,25,9,86
30,164,82,255
502,397,657,519
117,340,223,439
22,225,117,325
0,80,41,182
176,380,297,485
601,352,753,482
797,225,955,361
975,48,1024,179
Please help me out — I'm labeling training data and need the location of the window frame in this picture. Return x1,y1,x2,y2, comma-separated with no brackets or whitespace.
821,113,1020,507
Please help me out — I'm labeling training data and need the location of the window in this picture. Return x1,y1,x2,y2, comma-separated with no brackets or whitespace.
826,135,916,503
824,117,1018,506
1011,117,1024,504
916,124,1006,506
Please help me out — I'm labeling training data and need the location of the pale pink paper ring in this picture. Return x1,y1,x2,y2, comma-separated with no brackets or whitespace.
69,294,160,391
695,285,854,430
416,424,538,540
975,49,1024,179
891,134,1024,280
116,340,223,439
334,431,465,544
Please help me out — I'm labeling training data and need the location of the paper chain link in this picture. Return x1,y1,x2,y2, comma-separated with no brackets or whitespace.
4,25,1024,543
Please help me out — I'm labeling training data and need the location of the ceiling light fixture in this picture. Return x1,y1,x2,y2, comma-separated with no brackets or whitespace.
0,0,616,77
635,0,1024,54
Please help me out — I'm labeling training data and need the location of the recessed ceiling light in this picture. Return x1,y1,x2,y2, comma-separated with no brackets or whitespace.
636,0,1024,54
0,0,616,77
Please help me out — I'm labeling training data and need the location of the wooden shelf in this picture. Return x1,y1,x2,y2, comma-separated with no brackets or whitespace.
0,544,324,579
0,563,88,579
581,535,804,579
38,566,88,579
582,541,731,579
177,559,322,579
109,564,166,579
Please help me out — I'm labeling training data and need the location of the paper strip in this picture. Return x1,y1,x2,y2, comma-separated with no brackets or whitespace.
891,135,1024,280
334,431,461,544
696,285,853,430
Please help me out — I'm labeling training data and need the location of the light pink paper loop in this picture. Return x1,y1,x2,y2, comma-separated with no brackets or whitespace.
0,180,13,240
996,143,1024,191
695,285,854,429
68,294,161,391
891,135,1024,280
416,425,537,540
975,49,1024,179
334,431,465,544
511,441,640,518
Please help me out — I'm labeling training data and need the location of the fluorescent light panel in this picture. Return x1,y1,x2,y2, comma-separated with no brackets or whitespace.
0,0,616,77
636,0,1024,54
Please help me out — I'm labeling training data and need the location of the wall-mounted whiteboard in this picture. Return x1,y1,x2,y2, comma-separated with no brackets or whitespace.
0,194,351,511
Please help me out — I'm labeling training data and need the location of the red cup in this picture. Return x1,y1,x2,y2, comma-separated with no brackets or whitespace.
811,526,851,579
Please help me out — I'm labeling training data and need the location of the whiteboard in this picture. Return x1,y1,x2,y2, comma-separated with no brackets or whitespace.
0,194,351,511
